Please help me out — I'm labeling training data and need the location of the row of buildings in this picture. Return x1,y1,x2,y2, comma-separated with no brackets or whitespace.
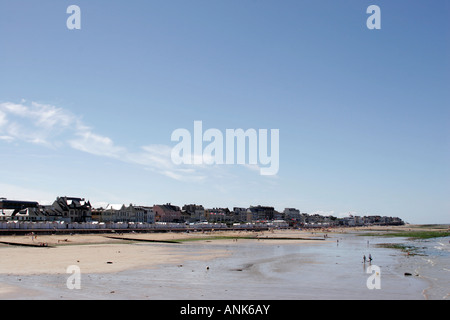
0,196,404,227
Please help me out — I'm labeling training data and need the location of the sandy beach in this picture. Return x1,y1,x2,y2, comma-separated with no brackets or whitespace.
0,225,448,300
0,229,323,275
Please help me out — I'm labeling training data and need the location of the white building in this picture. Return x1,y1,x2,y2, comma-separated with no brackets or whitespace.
101,204,155,224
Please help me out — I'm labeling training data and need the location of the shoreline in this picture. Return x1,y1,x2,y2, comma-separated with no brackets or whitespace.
0,225,447,300
0,225,447,276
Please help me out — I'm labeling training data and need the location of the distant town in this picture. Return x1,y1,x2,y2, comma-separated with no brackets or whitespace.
0,196,404,231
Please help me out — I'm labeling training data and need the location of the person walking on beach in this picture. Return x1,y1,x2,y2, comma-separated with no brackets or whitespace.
368,254,372,264
363,255,366,264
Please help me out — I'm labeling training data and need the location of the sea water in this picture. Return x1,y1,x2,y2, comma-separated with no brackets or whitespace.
394,236,450,300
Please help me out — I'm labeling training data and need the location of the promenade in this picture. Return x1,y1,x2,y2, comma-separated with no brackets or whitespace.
0,224,271,236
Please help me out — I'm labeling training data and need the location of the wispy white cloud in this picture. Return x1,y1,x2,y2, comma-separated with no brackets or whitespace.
0,135,14,142
0,101,78,147
0,101,210,181
68,129,125,159
0,110,7,128
125,144,173,169
124,144,208,181
0,100,272,182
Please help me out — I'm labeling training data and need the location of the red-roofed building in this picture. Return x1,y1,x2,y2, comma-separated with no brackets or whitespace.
153,203,182,223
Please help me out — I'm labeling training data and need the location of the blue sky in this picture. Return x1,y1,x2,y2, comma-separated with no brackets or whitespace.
0,0,449,223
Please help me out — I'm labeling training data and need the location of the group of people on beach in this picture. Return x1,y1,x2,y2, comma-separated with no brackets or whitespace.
363,254,372,264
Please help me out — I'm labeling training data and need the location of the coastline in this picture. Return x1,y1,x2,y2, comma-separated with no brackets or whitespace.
0,225,447,300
